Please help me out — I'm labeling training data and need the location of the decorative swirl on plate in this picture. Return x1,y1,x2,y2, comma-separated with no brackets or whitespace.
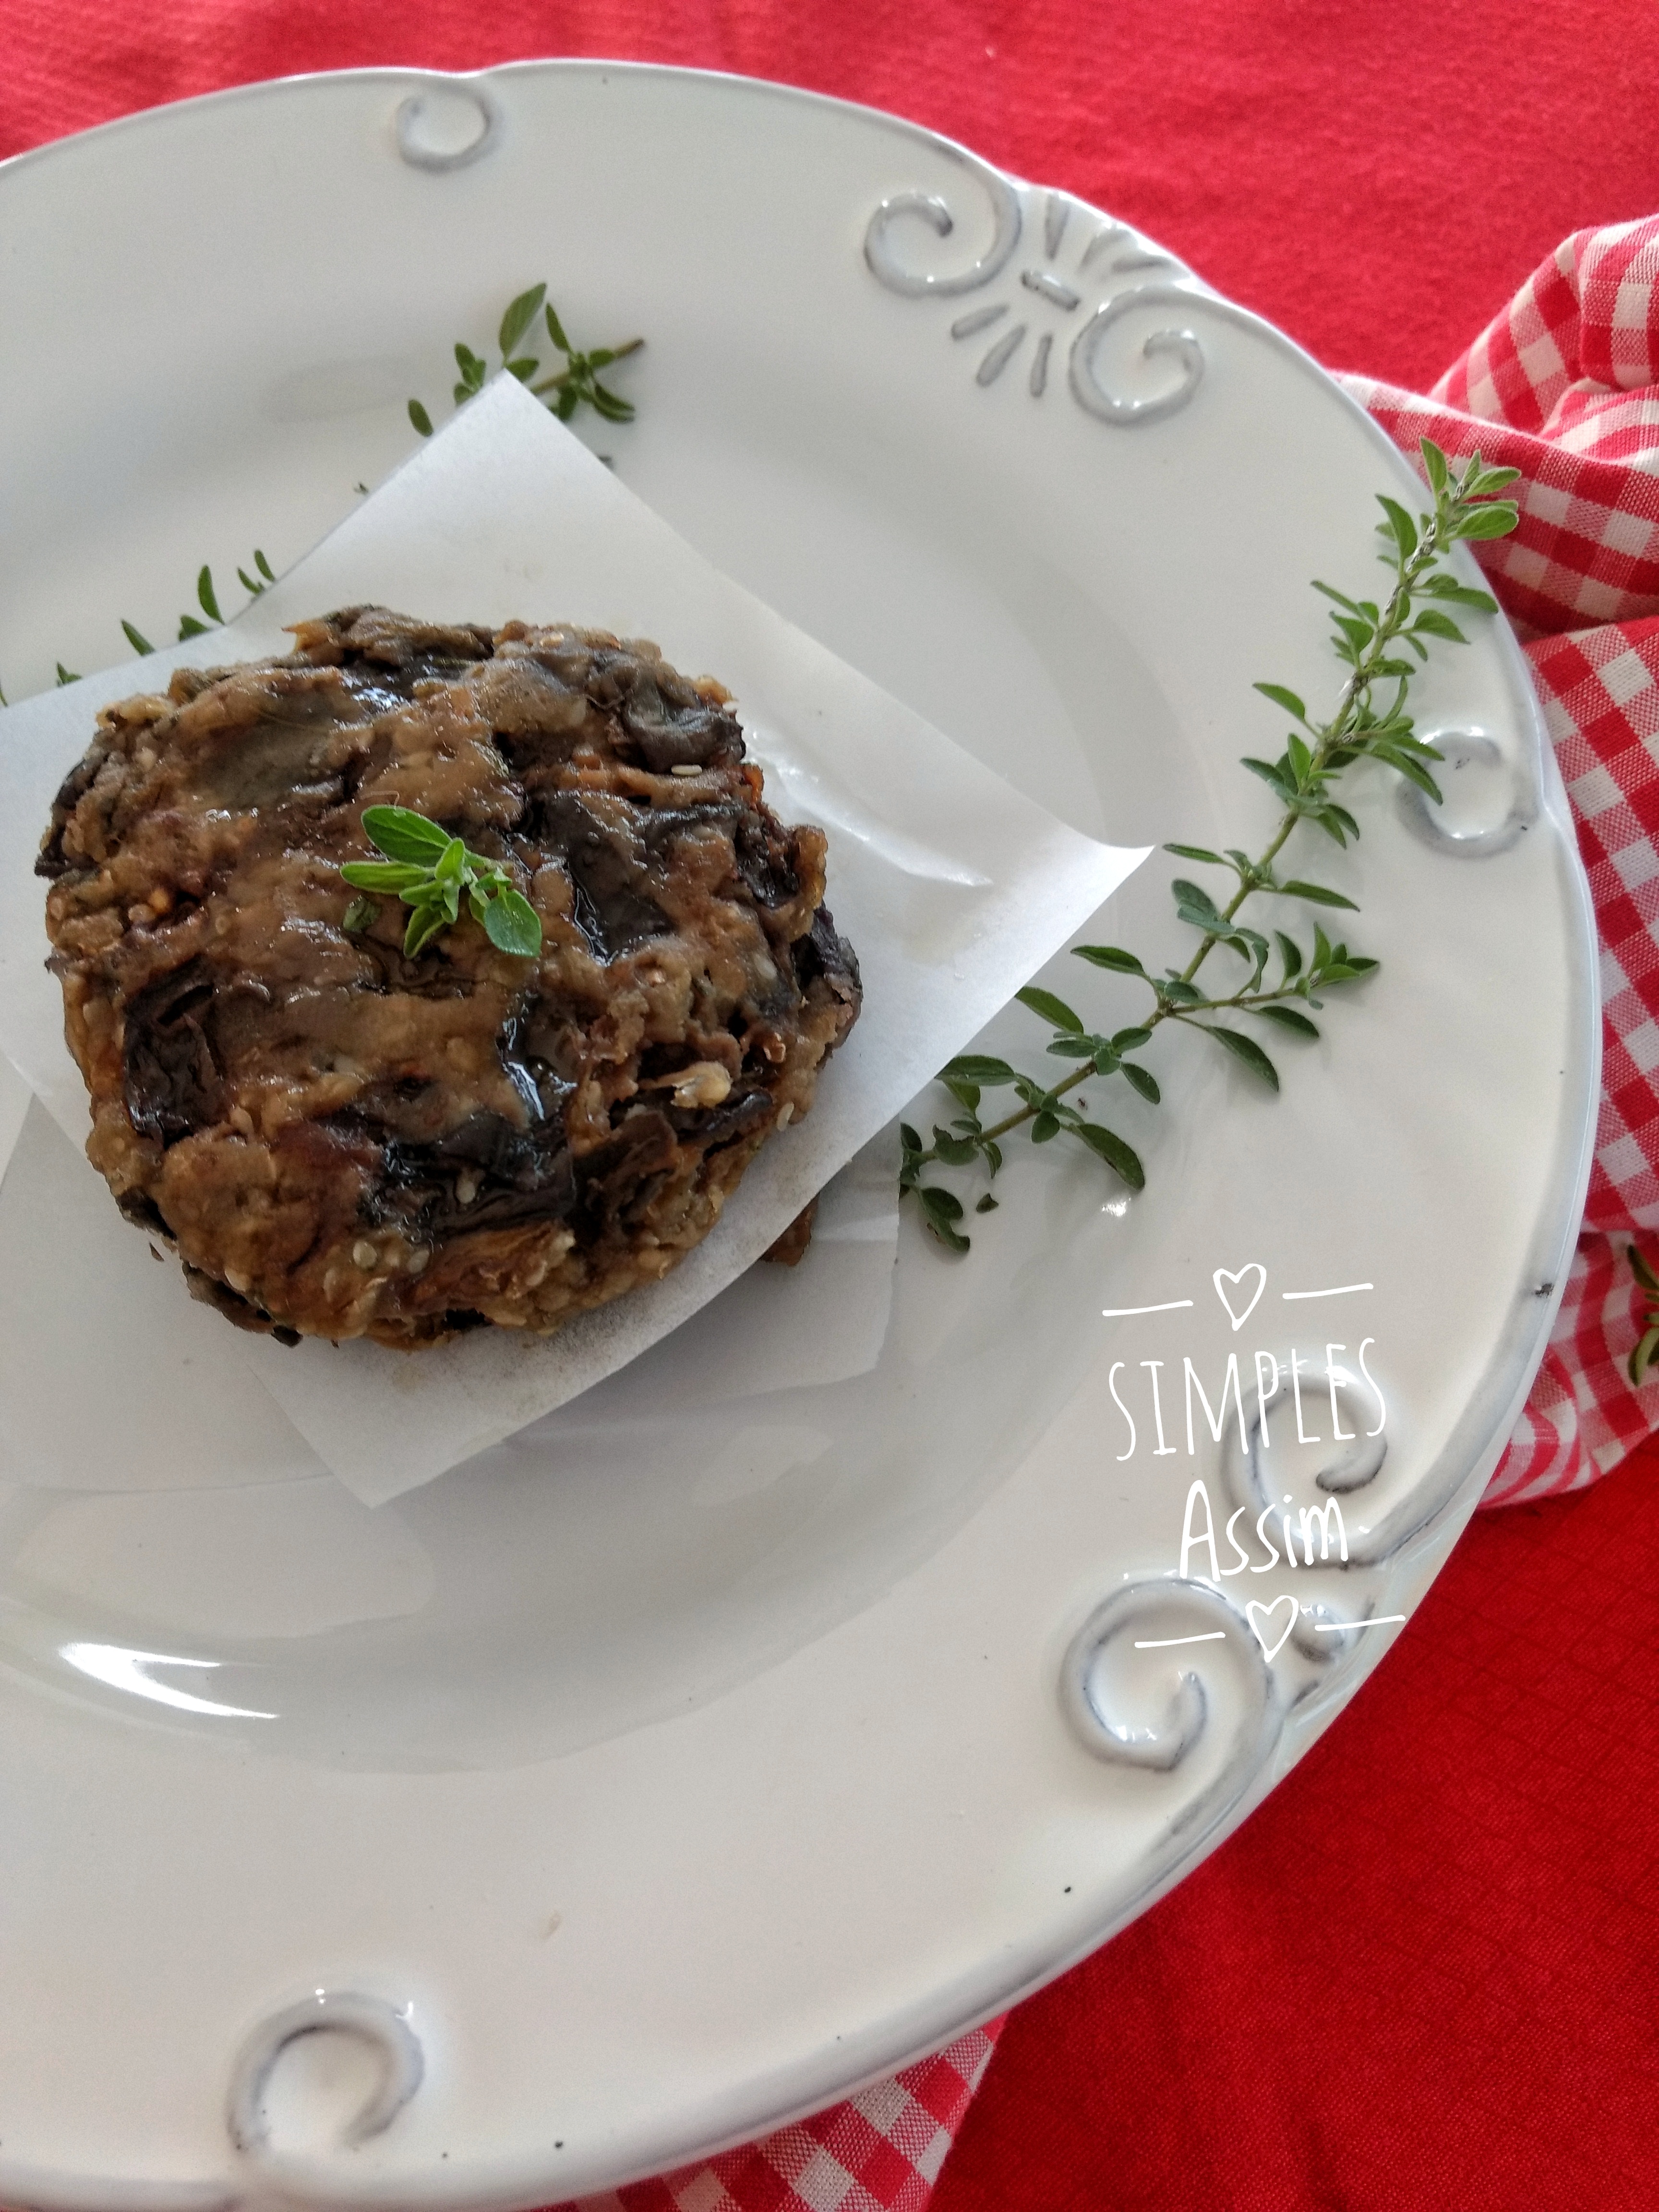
865,177,1212,424
395,79,500,172
1062,1584,1210,1771
1223,1349,1387,1548
227,1988,424,2156
863,152,1022,297
1290,1596,1376,1664
1061,1578,1280,1841
1211,1346,1490,1575
1395,728,1538,858
1068,284,1205,425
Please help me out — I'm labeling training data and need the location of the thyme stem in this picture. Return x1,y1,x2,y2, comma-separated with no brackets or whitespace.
901,441,1522,1243
1171,522,1441,984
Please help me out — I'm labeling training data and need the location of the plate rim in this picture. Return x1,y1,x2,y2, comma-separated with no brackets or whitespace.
0,55,1602,2210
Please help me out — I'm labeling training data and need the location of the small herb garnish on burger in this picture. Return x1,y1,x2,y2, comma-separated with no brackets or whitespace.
340,805,542,959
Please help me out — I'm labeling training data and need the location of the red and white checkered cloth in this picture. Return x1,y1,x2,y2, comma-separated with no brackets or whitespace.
1349,215,1659,1505
559,218,1659,2212
559,2028,999,2212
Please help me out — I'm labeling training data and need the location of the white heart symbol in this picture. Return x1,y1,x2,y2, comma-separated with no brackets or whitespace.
1213,1263,1266,1332
1247,1594,1297,1663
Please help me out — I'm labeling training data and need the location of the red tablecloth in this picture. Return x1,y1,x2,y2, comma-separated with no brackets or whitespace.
6,7,1657,2208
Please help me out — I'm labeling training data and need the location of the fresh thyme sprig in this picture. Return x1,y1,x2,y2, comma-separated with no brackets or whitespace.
340,805,542,960
116,550,279,665
408,282,642,438
39,553,281,693
903,439,1522,1251
1627,1245,1659,1387
0,283,644,703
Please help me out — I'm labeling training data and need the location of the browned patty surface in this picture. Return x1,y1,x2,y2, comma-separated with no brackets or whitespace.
37,608,861,1347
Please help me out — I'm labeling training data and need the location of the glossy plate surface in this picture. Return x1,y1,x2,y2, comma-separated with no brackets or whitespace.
0,62,1597,2209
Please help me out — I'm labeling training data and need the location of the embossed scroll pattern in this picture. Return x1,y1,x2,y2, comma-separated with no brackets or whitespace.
228,1989,424,2158
1061,1579,1284,1858
864,165,1207,423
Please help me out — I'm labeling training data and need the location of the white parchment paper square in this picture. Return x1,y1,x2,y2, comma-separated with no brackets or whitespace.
0,378,1144,1498
0,1098,897,1502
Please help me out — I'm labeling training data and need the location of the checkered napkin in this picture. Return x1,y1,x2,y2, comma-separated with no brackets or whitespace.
556,2029,1000,2212
1348,215,1659,1507
553,220,1659,2212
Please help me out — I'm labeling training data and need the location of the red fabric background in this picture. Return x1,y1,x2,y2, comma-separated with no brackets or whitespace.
5,6,1658,2207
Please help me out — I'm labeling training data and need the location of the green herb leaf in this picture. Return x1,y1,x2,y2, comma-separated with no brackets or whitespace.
1421,576,1499,612
482,887,543,957
1164,842,1228,866
1276,879,1360,910
339,860,433,893
1193,1024,1280,1090
121,619,155,656
1072,945,1145,974
342,894,378,935
361,805,456,863
1373,746,1444,802
1076,1123,1146,1188
1452,503,1520,540
1241,756,1296,801
409,398,434,436
499,283,549,360
1253,681,1309,721
403,903,449,959
944,1054,1018,1086
1120,1061,1161,1104
918,1184,970,1252
1170,877,1225,923
1252,1004,1321,1037
1410,606,1468,643
1376,495,1418,559
1016,984,1084,1032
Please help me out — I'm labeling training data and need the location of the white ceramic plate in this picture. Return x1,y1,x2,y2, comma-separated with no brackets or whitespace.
0,63,1597,2210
